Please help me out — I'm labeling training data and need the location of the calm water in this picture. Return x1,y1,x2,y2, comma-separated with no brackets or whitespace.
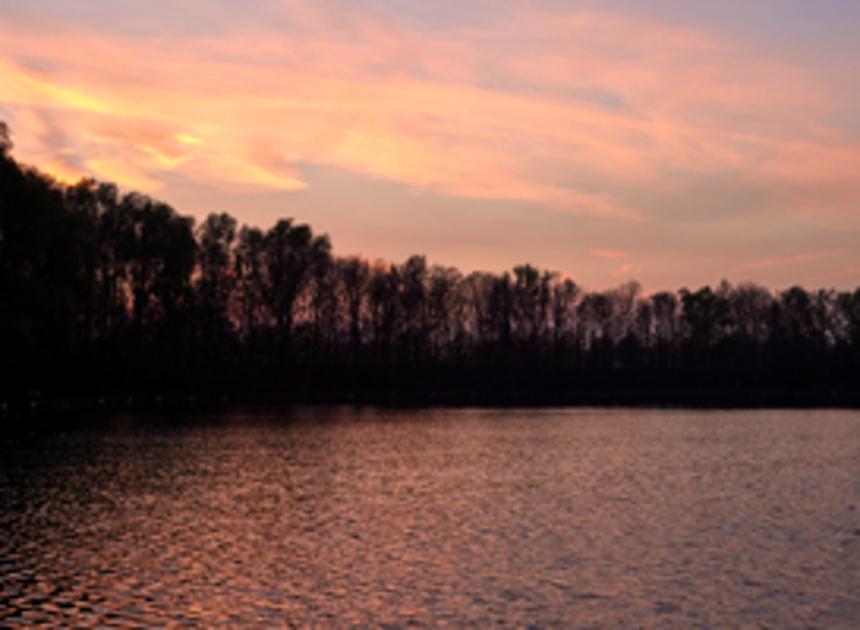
1,407,859,628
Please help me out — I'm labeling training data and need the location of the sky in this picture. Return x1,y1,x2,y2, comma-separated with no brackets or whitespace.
2,0,859,291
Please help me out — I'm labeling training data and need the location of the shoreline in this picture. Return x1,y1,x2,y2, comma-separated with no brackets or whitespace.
4,386,860,422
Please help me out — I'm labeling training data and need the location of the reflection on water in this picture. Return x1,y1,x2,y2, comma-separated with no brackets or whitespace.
2,407,859,627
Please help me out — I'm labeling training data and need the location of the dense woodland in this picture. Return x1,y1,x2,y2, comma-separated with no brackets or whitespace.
2,122,860,408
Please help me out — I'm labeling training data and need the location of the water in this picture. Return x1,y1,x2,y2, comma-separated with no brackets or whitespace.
2,407,859,628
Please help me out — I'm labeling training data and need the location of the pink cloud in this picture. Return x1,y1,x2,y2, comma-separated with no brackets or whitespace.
1,3,859,228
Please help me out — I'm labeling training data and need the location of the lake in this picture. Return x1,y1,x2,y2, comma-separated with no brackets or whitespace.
2,407,859,627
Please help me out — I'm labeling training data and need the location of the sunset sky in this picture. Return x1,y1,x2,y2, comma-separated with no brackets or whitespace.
2,0,859,290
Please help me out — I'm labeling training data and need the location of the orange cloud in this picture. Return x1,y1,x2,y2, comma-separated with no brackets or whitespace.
84,157,162,192
1,4,859,226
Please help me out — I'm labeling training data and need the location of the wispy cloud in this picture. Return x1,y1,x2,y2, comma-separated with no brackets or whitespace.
3,3,859,222
1,1,859,288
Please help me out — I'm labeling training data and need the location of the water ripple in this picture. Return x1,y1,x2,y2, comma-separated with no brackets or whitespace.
2,407,859,627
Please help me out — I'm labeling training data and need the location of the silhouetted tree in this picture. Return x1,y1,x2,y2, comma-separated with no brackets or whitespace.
2,120,858,407
196,212,238,371
264,219,328,368
337,256,370,367
234,225,268,337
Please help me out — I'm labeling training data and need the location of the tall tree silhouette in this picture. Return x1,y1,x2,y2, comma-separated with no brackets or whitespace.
264,219,329,369
196,212,237,371
1,121,859,408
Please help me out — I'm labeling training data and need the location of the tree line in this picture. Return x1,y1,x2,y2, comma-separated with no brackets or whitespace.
2,122,859,406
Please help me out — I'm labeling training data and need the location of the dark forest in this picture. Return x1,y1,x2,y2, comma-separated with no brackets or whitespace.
2,122,859,411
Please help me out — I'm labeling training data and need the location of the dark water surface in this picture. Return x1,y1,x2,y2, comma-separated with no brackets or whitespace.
2,407,859,627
